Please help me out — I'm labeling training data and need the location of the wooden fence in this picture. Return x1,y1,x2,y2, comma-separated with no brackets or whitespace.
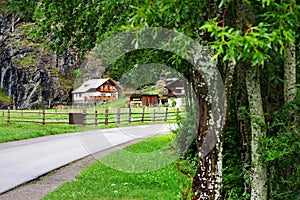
0,107,181,126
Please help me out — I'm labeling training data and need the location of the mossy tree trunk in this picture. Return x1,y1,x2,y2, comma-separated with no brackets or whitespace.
246,66,267,200
284,43,296,103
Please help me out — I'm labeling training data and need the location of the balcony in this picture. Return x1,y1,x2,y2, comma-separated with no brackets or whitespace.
94,96,116,100
98,88,117,93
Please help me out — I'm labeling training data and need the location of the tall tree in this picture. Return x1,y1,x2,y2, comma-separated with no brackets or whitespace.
245,66,268,199
202,1,299,199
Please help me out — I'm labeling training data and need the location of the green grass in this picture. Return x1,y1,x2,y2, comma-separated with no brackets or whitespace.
43,134,192,200
0,119,176,143
0,106,180,143
143,87,163,95
0,122,79,143
96,98,128,109
125,135,173,153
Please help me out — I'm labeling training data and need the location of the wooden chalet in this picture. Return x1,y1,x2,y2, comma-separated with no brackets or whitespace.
72,78,120,105
160,78,186,107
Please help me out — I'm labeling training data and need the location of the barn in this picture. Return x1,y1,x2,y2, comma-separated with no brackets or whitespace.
129,94,160,106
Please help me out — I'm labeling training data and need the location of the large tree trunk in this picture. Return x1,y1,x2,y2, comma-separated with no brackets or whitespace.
284,43,296,103
246,66,268,200
192,73,222,200
191,60,224,200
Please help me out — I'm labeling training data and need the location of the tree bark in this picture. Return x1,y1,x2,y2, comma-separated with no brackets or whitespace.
246,66,267,200
192,73,219,200
284,43,296,103
191,57,224,200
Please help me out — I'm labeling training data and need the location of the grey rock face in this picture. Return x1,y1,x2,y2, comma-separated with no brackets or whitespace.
0,13,81,109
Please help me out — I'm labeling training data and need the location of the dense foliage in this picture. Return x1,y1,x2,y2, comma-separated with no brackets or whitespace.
262,91,300,199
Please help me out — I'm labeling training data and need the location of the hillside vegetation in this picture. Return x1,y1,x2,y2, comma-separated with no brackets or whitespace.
0,89,11,108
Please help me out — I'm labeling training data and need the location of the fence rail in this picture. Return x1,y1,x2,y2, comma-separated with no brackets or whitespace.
0,107,182,126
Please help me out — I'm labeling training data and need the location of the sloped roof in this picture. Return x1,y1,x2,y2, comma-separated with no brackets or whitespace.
165,78,184,88
72,78,109,93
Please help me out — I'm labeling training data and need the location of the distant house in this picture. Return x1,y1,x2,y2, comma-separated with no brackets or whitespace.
160,78,186,107
129,94,160,106
72,78,120,105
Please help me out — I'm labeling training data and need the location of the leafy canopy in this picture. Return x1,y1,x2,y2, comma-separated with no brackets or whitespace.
201,0,300,66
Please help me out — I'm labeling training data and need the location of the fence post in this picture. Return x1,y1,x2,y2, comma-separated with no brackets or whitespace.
42,108,45,126
117,108,120,124
164,107,168,121
128,108,131,123
7,106,10,125
82,108,86,126
105,109,109,125
21,110,23,118
141,107,145,122
2,110,4,118
95,110,98,126
153,109,156,122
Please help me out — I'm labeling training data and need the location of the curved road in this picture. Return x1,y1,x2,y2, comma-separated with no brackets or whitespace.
0,124,176,194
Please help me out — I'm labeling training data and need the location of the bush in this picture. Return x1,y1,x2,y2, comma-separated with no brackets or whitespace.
163,103,169,107
172,99,177,107
261,91,300,199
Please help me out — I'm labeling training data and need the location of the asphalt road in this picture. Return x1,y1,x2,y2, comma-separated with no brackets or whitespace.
0,124,176,194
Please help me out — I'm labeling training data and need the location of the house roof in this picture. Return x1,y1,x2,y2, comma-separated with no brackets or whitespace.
72,78,110,93
165,78,184,89
130,93,160,98
164,78,186,97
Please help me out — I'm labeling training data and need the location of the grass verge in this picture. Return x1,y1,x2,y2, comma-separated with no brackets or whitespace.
0,121,175,143
43,134,193,200
0,122,78,143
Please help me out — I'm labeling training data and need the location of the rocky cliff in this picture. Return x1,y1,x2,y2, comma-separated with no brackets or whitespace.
0,13,81,109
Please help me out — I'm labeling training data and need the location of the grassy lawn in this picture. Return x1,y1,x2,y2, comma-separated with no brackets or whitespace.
0,105,180,143
0,120,175,143
96,97,128,109
0,98,182,143
143,87,163,94
43,134,193,200
0,122,79,143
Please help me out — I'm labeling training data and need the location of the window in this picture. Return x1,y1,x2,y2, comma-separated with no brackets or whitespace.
176,89,182,93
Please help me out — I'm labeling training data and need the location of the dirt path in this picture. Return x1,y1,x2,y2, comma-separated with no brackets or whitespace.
0,139,141,200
